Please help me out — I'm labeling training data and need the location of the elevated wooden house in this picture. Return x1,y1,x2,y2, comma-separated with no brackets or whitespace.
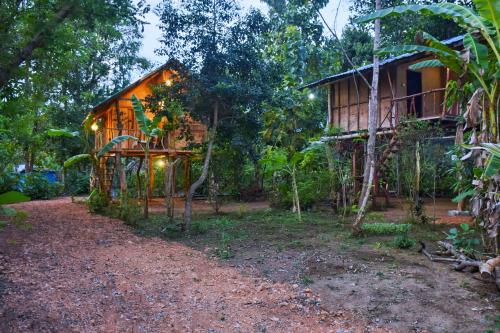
88,60,207,196
303,35,464,201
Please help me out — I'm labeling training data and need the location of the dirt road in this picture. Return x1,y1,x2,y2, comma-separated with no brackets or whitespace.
0,198,388,332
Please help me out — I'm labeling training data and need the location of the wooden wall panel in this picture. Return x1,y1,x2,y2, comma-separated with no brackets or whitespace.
421,66,443,117
338,80,349,131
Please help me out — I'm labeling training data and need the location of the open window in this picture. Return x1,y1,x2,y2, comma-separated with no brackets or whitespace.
406,70,423,118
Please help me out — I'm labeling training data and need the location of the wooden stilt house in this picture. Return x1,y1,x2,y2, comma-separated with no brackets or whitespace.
88,60,207,197
302,35,464,204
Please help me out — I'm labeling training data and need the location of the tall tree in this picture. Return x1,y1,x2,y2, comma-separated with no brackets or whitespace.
0,0,149,173
156,0,242,229
353,0,381,234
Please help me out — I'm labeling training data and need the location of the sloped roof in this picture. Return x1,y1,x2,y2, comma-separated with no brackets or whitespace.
90,59,182,114
302,35,464,89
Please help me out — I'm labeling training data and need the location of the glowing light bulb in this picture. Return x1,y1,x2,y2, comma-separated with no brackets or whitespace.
308,93,315,100
156,159,166,168
91,123,99,131
165,79,173,87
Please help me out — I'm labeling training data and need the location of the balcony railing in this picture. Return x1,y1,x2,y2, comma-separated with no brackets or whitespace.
95,124,207,153
380,88,459,130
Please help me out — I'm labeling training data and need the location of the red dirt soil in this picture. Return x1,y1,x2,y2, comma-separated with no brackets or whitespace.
0,198,390,332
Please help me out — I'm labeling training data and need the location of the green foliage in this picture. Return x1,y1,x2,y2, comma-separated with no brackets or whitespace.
362,223,412,235
87,190,108,213
116,195,143,227
392,233,416,249
63,154,91,169
97,135,138,157
21,173,62,200
445,223,480,255
64,169,90,195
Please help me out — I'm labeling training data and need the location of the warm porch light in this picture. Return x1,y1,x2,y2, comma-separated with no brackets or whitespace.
90,123,99,131
156,159,166,168
165,79,173,87
308,93,315,100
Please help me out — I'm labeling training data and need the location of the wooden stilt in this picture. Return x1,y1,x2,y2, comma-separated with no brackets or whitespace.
148,157,154,199
183,157,190,195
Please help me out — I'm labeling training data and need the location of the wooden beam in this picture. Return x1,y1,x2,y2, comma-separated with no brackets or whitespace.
337,82,341,127
149,157,154,198
347,78,351,131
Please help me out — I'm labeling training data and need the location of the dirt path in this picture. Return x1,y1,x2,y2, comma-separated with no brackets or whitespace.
0,198,388,333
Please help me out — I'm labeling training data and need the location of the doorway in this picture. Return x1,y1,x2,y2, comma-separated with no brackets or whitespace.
406,70,423,118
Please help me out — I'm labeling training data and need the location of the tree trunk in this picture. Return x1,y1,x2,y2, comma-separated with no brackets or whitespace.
353,0,381,234
183,101,219,230
414,141,424,221
165,157,180,222
143,145,150,219
136,157,143,199
324,142,338,210
116,152,127,208
291,166,302,222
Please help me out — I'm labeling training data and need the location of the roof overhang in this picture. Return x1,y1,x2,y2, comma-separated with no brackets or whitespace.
89,59,183,115
301,35,464,90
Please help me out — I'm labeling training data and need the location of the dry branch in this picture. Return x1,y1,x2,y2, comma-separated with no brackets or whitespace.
419,241,500,290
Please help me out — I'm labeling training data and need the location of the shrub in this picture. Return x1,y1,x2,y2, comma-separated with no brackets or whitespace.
392,234,416,249
87,190,108,213
117,195,142,226
0,172,19,193
445,223,480,256
64,169,90,195
21,172,62,199
362,223,412,235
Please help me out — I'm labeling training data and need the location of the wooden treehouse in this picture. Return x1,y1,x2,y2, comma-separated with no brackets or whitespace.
88,61,207,197
303,35,464,205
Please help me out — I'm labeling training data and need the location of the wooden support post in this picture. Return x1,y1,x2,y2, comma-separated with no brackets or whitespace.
115,152,127,199
148,157,154,199
183,157,190,195
172,156,177,195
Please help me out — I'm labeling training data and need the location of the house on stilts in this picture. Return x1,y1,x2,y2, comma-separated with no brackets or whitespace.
302,35,464,206
88,60,207,198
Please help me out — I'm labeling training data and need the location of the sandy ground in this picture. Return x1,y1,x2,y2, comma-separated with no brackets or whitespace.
0,198,391,333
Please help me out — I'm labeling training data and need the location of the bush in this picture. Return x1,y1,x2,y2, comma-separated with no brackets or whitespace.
0,172,19,193
392,234,416,249
362,223,412,235
64,169,90,195
117,195,142,226
87,190,108,213
21,172,62,199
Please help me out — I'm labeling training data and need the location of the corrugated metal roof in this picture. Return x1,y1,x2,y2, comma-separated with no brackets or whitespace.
301,35,464,89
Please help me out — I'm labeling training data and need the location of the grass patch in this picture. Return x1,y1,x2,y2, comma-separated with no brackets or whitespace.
362,223,411,235
392,234,416,249
300,275,314,285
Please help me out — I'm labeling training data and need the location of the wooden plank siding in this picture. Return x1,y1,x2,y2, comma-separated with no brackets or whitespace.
91,67,207,156
327,57,448,133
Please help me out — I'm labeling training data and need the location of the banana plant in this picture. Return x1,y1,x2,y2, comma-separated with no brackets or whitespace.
357,0,499,142
47,115,138,202
131,95,164,218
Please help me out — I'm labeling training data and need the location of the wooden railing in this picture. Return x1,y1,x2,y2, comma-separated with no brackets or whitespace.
95,124,207,152
381,88,459,130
